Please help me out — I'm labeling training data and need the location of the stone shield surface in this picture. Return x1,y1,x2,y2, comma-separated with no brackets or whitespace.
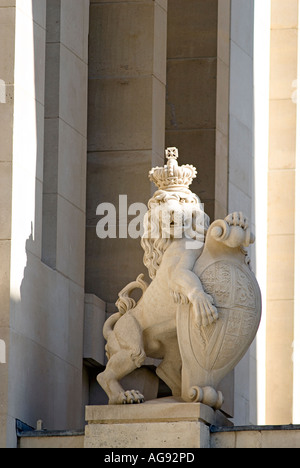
178,258,261,404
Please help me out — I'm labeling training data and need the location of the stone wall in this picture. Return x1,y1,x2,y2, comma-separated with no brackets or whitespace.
228,0,256,426
0,0,15,449
17,424,300,449
0,0,90,448
211,425,300,448
265,0,298,425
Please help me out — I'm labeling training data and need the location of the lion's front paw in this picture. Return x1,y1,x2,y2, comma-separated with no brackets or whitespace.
225,212,249,230
190,291,218,328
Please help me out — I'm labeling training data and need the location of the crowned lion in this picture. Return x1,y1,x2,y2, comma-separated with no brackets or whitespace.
97,148,251,407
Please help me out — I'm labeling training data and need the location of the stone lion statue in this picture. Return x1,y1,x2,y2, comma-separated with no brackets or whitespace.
97,148,261,409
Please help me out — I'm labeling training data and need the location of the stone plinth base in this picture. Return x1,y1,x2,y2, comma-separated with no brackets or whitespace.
84,397,232,449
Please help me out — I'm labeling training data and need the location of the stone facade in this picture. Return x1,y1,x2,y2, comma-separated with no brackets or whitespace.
0,0,299,449
266,0,298,425
0,0,90,448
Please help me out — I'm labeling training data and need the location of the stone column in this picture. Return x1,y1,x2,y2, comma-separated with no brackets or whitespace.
294,26,300,421
266,0,298,425
0,0,90,447
228,0,256,426
0,0,15,449
86,0,168,307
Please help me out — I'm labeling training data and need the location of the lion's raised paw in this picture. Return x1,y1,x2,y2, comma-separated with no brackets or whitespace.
225,211,249,230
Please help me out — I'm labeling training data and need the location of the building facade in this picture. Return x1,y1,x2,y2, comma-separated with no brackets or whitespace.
0,0,299,448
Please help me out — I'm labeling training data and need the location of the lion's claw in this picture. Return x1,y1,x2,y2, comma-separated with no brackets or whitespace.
120,390,145,405
225,212,249,230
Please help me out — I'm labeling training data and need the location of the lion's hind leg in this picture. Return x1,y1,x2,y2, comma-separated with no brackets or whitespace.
97,351,145,405
143,320,182,398
97,311,146,405
156,347,182,397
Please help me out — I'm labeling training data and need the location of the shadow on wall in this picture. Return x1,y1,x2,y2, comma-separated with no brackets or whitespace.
8,232,85,431
6,0,86,440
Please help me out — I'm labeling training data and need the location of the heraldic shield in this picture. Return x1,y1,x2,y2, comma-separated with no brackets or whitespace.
177,219,262,410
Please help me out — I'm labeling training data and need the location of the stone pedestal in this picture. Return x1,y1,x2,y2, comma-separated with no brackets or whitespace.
84,398,232,449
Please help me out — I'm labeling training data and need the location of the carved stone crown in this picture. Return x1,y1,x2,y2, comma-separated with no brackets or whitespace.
149,148,197,191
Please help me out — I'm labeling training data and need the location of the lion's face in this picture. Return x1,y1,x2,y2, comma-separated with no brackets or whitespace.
145,198,206,241
141,190,209,279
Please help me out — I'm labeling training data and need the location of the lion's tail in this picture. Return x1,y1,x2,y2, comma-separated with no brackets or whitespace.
103,313,122,341
115,274,148,315
103,274,149,341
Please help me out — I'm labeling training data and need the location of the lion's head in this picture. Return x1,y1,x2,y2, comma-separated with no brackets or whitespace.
141,189,210,279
